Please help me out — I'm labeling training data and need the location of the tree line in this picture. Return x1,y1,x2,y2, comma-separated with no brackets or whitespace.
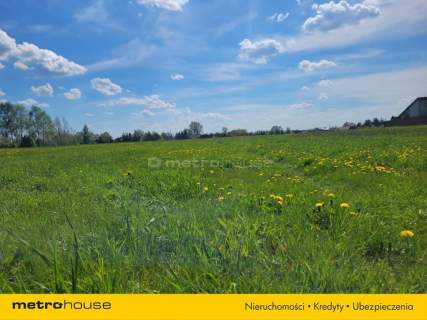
0,101,389,148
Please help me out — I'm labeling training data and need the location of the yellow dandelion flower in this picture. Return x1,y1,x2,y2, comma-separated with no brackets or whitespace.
315,202,324,209
400,230,414,238
203,187,209,192
340,202,350,209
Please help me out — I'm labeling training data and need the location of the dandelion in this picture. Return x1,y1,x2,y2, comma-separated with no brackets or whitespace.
400,230,415,238
203,187,209,192
340,202,350,209
315,202,324,209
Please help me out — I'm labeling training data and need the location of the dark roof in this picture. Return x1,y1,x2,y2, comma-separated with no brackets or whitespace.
398,97,427,118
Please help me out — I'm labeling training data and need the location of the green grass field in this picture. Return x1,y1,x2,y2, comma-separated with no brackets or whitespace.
0,126,426,293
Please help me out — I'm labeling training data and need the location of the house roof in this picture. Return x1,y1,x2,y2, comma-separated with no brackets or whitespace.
398,97,427,118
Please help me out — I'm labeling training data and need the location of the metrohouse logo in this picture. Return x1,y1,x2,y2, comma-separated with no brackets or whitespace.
11,300,112,310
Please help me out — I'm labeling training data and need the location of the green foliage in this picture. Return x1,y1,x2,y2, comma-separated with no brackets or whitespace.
0,126,426,293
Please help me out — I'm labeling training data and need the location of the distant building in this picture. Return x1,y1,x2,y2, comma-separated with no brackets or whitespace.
387,97,427,126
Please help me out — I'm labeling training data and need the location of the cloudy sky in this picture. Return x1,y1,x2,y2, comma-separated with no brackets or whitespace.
1,0,426,136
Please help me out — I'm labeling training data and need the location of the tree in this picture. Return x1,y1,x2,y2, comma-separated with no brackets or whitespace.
144,131,161,141
133,130,144,141
96,132,113,144
81,125,95,144
161,132,174,140
229,129,248,136
175,129,191,140
0,102,27,145
270,125,284,135
28,106,55,145
221,127,228,136
188,121,203,138
20,136,35,148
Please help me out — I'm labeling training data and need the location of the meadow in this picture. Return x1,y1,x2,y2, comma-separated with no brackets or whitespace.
0,126,426,293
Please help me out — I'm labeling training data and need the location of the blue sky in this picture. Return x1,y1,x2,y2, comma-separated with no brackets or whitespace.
1,0,426,136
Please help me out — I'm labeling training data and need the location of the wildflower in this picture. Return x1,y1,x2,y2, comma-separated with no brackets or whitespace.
315,202,324,209
203,187,209,192
400,230,414,238
340,202,350,209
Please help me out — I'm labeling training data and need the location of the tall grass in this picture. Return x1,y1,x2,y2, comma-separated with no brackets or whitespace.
0,126,426,293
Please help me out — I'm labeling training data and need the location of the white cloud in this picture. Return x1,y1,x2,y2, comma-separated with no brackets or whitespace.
13,61,30,70
91,77,122,96
16,42,86,76
17,98,49,108
303,1,380,32
319,93,329,100
31,83,54,97
0,89,5,97
238,38,285,64
107,95,176,110
267,12,290,23
75,0,124,31
200,112,231,121
317,79,333,87
142,109,155,116
86,38,156,72
133,109,156,117
171,73,184,80
301,85,310,91
287,102,313,110
274,1,427,55
298,59,337,72
313,65,427,106
0,29,86,76
84,113,95,117
0,29,17,61
26,24,52,33
136,0,189,11
64,88,82,100
0,62,4,70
